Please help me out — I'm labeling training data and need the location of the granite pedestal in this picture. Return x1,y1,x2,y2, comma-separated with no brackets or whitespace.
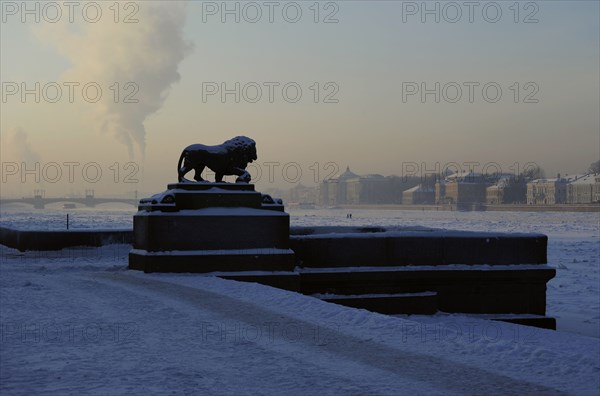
129,183,295,273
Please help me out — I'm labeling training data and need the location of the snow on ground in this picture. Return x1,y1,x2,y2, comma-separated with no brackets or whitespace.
0,244,599,395
1,207,599,394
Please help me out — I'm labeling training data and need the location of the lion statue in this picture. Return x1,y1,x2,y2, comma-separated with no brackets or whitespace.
177,136,257,183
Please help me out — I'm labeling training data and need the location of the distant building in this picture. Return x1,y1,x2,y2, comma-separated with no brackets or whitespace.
486,175,527,204
318,166,358,206
567,174,600,204
435,171,489,206
486,184,502,205
402,184,435,204
288,183,317,205
435,182,445,204
346,174,406,205
526,175,568,205
317,166,418,206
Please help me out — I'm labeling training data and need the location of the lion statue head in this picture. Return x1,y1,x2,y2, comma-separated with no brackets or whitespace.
223,136,257,167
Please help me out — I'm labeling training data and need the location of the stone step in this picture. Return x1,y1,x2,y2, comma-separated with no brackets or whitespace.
490,314,556,330
0,227,132,252
315,292,438,315
298,265,556,315
218,271,300,292
218,271,557,330
290,227,547,267
393,313,557,331
129,249,296,273
217,264,555,318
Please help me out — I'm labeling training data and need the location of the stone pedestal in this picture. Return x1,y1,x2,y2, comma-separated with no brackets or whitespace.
129,183,295,273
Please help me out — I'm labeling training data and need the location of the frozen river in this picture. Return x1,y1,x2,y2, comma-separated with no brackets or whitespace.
0,205,597,237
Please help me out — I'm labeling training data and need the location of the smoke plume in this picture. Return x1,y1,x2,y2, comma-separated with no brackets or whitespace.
34,2,190,158
2,126,41,164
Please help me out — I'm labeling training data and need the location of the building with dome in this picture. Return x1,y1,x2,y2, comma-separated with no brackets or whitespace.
317,167,419,206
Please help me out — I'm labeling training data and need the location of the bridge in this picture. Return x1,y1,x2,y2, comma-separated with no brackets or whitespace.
0,190,139,209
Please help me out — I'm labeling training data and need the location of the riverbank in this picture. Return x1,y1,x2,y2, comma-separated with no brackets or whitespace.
333,204,600,212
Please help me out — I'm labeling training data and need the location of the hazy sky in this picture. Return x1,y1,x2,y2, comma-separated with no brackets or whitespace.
1,0,599,197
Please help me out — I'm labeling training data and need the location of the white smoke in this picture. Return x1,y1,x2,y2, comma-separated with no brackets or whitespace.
34,2,190,158
2,126,41,164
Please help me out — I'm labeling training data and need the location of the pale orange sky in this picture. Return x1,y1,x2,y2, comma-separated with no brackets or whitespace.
1,1,598,197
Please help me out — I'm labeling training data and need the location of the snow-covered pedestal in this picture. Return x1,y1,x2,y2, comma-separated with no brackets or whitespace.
222,226,557,329
129,183,295,273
